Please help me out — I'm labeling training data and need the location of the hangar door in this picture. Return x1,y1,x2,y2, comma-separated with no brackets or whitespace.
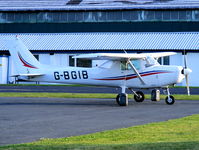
0,56,8,84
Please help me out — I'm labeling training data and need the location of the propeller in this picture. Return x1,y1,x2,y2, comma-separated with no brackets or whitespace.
182,51,192,96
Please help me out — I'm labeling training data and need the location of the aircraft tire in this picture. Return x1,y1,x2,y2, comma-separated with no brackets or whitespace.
116,93,128,106
134,91,145,102
165,95,175,105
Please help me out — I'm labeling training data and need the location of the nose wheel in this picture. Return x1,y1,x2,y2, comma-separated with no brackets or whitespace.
165,87,175,105
165,95,175,105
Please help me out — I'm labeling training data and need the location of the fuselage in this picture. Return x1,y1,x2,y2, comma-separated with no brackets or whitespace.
29,61,185,89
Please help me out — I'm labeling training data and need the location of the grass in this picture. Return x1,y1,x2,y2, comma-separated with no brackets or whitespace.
0,92,198,100
0,84,85,87
1,114,199,150
1,84,199,88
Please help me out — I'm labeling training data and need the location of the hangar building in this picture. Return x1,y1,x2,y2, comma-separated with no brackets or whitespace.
0,0,199,86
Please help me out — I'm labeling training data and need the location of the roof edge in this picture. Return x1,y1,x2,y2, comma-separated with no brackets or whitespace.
1,5,199,12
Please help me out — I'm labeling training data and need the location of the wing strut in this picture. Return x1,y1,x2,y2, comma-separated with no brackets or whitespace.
127,59,145,85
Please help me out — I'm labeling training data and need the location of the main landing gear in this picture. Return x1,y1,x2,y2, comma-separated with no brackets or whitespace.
116,93,128,106
116,87,145,106
115,87,175,106
129,89,145,103
134,91,145,102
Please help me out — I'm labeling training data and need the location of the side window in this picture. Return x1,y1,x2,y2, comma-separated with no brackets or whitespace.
120,60,141,70
69,55,92,68
77,58,92,68
121,61,128,70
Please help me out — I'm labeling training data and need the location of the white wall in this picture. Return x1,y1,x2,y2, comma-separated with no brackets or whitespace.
55,54,68,67
8,56,16,83
39,53,69,67
47,54,69,67
39,54,50,65
186,53,199,86
0,56,8,84
170,53,183,66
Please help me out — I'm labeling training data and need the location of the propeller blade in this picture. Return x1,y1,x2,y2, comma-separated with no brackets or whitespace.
183,51,191,96
184,53,187,69
185,74,190,96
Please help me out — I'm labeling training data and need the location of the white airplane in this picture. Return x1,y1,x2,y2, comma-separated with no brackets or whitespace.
6,37,192,106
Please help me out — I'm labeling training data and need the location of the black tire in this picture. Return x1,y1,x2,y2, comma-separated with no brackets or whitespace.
116,94,120,105
116,93,128,106
134,91,145,102
165,95,175,105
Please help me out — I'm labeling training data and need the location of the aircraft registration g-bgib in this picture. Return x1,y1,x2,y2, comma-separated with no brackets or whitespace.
7,37,192,106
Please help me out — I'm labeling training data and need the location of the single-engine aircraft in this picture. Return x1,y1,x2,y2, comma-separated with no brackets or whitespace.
6,37,192,106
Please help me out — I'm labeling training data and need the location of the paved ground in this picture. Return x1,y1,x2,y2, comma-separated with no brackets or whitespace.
0,85,198,94
0,97,199,146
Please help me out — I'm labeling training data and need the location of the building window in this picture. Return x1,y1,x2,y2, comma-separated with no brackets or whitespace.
69,55,75,67
33,55,39,61
158,56,169,65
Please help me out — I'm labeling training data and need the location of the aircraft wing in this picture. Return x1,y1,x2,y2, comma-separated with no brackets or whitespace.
73,52,177,60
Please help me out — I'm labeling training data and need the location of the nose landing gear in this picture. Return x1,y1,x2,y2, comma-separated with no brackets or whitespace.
165,95,175,105
165,87,175,105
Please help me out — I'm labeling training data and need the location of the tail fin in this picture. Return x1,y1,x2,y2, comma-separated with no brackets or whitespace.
6,36,42,75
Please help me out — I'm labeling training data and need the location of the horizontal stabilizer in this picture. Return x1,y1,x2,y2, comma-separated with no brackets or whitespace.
11,73,44,78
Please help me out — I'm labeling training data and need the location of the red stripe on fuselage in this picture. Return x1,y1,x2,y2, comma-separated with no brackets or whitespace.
95,72,169,81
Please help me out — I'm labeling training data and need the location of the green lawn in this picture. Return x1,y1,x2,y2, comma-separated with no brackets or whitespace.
1,114,199,150
0,92,198,100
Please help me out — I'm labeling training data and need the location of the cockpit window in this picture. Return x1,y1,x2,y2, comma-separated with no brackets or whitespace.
132,59,141,70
